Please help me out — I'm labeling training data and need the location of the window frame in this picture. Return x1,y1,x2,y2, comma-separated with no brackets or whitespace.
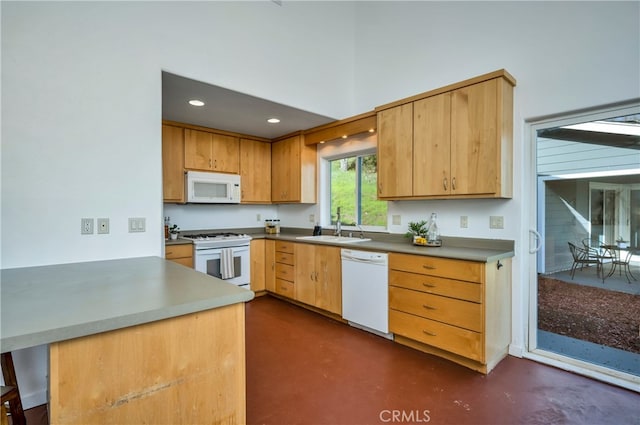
317,134,387,232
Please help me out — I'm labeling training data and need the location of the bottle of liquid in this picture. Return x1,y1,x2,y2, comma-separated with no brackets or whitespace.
426,212,440,246
164,216,170,240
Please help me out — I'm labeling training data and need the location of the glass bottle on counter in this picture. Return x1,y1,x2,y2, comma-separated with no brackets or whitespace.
426,212,441,245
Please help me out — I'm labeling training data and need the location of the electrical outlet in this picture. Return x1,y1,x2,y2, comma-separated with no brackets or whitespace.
97,218,109,234
257,213,261,222
489,216,504,229
309,214,315,223
128,217,146,233
392,215,401,225
460,216,468,228
81,218,94,235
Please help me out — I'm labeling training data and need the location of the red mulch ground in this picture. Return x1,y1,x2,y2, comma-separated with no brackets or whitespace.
538,277,640,354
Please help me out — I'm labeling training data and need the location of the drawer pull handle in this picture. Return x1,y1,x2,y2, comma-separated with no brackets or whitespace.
422,283,436,288
422,304,437,310
423,330,437,337
422,265,435,270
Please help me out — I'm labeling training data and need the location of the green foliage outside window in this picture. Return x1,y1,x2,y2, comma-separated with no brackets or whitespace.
330,154,387,227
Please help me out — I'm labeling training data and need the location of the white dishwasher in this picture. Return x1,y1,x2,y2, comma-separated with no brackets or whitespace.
341,248,392,339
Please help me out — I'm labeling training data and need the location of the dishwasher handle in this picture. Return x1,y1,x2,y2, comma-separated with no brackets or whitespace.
341,249,388,265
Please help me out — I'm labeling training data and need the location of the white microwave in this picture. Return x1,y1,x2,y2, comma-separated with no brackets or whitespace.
186,171,241,203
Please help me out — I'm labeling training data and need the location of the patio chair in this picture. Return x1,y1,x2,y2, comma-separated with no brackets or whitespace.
568,242,600,279
581,238,614,278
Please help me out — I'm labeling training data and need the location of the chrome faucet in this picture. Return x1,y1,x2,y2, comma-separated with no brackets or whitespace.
357,224,365,239
335,207,342,237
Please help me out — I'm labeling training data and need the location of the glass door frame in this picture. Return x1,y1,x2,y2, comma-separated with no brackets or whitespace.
524,101,640,392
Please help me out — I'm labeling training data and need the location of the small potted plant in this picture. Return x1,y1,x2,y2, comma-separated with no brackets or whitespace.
406,220,428,246
169,224,180,240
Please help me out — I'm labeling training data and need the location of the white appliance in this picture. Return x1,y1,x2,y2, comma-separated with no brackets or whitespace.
341,249,392,338
183,232,252,288
186,171,241,204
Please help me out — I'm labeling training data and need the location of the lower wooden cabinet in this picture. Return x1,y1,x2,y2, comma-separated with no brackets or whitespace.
274,241,295,299
250,240,266,292
165,243,193,268
294,244,342,315
388,252,511,374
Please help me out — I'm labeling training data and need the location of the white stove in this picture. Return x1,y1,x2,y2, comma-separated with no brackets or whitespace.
182,232,252,288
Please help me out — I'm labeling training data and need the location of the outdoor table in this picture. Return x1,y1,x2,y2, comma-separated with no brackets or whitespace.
600,245,638,282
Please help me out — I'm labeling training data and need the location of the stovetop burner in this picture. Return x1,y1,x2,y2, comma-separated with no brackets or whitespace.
183,232,243,240
182,232,252,246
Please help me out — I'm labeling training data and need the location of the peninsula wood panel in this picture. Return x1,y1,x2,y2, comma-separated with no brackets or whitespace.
49,303,246,424
164,243,193,268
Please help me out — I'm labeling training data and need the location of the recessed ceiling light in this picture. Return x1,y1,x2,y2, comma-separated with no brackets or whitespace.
267,118,281,124
369,128,375,133
188,99,205,106
341,135,348,139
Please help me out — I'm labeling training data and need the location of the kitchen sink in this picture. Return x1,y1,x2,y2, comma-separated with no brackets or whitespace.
295,235,371,244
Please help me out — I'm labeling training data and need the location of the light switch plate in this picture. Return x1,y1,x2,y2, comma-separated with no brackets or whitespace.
392,215,401,225
128,217,146,233
97,218,109,234
489,216,504,229
460,216,468,228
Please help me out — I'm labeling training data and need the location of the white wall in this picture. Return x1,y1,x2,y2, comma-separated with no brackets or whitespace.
2,0,639,408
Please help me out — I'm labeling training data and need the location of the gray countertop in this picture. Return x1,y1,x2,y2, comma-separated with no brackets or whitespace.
173,228,515,263
1,256,254,352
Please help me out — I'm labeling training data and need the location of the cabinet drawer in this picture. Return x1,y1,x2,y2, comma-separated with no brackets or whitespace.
389,309,482,362
275,263,294,281
389,270,482,303
276,252,294,265
389,253,483,283
275,241,295,254
389,286,482,332
165,244,192,260
168,257,193,268
276,279,295,298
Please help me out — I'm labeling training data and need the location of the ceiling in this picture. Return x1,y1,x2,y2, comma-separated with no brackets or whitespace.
162,72,336,139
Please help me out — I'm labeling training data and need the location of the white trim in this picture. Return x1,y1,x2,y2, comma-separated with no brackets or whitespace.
525,101,640,388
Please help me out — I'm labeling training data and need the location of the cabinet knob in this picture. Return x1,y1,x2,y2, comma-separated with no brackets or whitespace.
422,282,436,288
452,177,457,190
422,304,437,310
422,264,436,270
422,330,437,337
443,178,448,191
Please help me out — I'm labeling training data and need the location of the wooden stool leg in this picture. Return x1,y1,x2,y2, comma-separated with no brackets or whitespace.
1,353,26,425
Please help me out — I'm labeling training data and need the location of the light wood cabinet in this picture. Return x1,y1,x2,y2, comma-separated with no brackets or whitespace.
240,138,271,203
165,243,193,268
388,252,511,374
184,129,239,174
294,244,341,315
376,70,515,200
162,125,185,203
271,134,316,203
250,239,266,292
264,240,276,292
274,241,295,299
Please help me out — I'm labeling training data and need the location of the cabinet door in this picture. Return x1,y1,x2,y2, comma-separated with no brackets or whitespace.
413,93,451,196
211,133,239,173
250,240,266,292
240,138,271,203
377,104,413,198
162,125,185,203
265,240,276,292
294,243,316,306
271,136,299,202
315,245,342,315
450,79,499,195
184,129,213,170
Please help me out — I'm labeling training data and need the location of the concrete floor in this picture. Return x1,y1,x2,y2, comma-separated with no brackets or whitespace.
18,294,640,425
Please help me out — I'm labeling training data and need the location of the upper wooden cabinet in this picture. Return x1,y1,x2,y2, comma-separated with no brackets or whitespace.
376,70,515,200
240,138,271,203
271,133,316,203
184,129,240,174
162,124,186,203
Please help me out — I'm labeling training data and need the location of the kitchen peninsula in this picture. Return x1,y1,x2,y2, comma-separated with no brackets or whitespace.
1,256,254,424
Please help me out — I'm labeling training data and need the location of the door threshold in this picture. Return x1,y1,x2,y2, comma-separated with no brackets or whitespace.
524,349,640,392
